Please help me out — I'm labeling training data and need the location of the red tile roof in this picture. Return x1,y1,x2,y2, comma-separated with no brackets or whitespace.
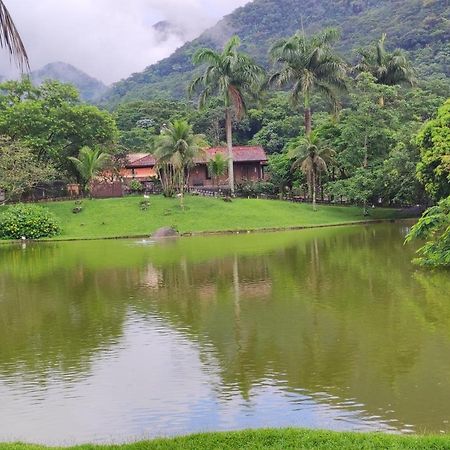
127,146,267,168
127,154,157,168
202,146,268,163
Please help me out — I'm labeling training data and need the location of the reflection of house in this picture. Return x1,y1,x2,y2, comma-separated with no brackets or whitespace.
123,146,268,187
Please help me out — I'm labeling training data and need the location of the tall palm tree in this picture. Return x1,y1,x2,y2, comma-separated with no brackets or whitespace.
155,119,205,209
355,34,415,106
287,134,332,211
0,0,29,70
269,28,347,136
68,146,110,195
190,36,265,195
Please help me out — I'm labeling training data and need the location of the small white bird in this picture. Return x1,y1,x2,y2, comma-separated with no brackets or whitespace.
143,194,150,199
21,236,26,241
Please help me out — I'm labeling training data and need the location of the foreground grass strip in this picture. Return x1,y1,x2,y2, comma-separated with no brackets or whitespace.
0,196,405,241
2,429,450,450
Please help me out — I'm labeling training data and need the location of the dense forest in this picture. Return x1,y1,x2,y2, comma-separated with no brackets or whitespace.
102,0,449,104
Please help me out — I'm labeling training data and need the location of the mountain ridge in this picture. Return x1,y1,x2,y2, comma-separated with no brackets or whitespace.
31,62,107,102
101,0,449,106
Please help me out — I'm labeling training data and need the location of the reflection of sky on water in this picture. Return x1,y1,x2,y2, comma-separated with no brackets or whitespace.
0,314,406,445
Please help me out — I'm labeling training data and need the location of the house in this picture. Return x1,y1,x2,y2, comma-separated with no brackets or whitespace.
123,146,268,188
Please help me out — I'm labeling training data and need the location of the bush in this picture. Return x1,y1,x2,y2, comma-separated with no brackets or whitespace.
0,204,61,239
129,179,144,193
236,180,277,197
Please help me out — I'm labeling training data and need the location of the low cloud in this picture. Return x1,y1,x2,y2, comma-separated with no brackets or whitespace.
1,0,250,84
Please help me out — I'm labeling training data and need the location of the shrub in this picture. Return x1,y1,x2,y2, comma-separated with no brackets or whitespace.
0,204,61,239
129,179,144,193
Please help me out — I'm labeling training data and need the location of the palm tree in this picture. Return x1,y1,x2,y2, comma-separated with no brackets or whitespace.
68,146,110,195
207,153,228,189
0,0,29,70
190,36,265,195
355,34,415,106
155,119,205,209
287,134,332,211
269,28,347,136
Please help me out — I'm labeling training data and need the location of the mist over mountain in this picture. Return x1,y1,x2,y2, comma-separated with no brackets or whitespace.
102,0,449,106
31,62,108,102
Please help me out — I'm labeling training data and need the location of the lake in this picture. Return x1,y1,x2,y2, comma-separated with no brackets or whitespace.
1,222,449,445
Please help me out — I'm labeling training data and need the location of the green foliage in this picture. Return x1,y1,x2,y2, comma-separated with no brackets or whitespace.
68,146,110,193
0,204,60,239
207,153,228,185
0,79,119,178
267,152,303,194
0,137,56,202
355,33,416,88
236,180,276,197
406,196,450,268
101,0,450,104
270,28,347,134
129,179,144,193
155,119,205,202
416,99,450,201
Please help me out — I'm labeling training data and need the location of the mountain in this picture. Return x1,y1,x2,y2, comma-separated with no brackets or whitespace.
31,62,107,102
102,0,449,106
153,20,190,43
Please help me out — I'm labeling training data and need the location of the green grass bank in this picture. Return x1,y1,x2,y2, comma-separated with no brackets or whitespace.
1,196,407,241
2,429,450,450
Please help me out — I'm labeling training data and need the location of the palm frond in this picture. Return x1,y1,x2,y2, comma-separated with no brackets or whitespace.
0,0,29,71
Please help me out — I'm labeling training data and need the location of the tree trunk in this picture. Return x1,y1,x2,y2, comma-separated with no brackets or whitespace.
304,94,312,136
225,108,235,196
378,96,385,107
179,170,185,210
312,170,317,211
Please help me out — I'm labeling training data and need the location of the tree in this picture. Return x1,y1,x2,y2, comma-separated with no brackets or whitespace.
155,119,205,208
190,36,265,195
355,34,415,106
416,99,450,201
68,146,110,195
269,28,347,136
0,0,29,70
0,79,118,177
405,196,450,268
207,153,228,188
287,134,331,210
0,137,55,202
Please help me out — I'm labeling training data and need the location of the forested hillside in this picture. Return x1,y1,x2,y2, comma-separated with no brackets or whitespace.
102,0,449,105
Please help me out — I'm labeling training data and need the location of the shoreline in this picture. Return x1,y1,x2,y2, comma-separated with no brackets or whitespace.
0,217,416,245
1,428,449,450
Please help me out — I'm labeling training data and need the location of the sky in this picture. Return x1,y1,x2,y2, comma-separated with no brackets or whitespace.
0,0,250,85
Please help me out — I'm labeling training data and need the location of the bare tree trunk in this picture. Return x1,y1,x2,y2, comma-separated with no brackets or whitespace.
226,108,235,195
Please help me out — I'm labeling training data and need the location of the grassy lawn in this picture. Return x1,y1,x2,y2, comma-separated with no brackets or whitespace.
1,195,405,241
2,429,450,450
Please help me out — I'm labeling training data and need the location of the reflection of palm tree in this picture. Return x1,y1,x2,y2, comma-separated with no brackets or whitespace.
0,0,29,70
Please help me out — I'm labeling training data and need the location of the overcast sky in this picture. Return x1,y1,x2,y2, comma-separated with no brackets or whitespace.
1,0,250,84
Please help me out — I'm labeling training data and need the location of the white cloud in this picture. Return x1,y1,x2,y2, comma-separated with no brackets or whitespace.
1,0,250,84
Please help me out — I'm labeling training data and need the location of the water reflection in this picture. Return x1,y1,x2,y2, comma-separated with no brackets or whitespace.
1,223,450,444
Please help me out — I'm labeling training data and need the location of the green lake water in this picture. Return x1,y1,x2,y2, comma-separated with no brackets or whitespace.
1,222,450,444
